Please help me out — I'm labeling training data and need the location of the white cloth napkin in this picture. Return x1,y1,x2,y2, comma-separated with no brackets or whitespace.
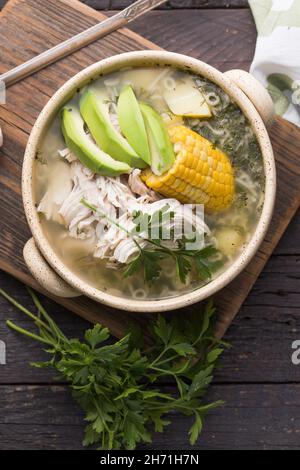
249,0,300,126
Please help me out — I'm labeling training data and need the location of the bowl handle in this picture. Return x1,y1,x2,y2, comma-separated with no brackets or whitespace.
224,69,275,128
23,238,81,298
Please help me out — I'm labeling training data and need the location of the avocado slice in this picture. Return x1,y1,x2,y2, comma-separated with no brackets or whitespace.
117,85,151,165
139,102,175,175
61,105,131,176
79,89,146,169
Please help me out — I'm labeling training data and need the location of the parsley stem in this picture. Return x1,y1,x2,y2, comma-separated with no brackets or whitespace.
6,320,53,345
150,349,193,371
146,401,194,412
149,347,170,368
150,365,177,376
154,354,191,367
27,287,68,343
0,288,53,334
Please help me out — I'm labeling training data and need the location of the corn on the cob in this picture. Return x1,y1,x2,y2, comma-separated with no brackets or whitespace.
141,125,235,211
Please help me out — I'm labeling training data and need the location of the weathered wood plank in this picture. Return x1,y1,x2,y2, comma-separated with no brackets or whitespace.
274,209,300,255
108,0,249,9
0,1,251,12
100,1,249,9
0,383,299,449
128,8,256,71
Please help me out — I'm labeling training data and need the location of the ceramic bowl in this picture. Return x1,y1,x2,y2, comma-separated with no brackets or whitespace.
22,50,276,312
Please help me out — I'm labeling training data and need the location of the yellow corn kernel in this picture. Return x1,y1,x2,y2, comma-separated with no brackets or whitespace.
141,125,235,211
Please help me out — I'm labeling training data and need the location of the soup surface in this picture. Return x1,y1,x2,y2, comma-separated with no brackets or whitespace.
34,66,265,300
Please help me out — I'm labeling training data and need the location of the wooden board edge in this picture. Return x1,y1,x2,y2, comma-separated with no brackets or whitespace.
0,0,17,17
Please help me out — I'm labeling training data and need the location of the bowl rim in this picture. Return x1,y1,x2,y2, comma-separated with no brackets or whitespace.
22,50,276,312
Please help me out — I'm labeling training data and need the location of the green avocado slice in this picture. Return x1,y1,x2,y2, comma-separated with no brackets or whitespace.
139,102,175,175
61,105,131,176
117,85,151,165
79,89,146,169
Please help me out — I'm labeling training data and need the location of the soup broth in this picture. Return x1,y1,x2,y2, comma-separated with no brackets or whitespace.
34,66,265,300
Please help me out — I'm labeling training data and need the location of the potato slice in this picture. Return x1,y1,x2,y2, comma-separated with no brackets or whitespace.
215,227,243,257
164,78,212,118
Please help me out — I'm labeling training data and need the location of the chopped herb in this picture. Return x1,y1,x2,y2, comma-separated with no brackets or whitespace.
190,75,264,185
235,191,248,209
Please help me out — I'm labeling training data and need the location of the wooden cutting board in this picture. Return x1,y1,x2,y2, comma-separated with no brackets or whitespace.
1,0,300,339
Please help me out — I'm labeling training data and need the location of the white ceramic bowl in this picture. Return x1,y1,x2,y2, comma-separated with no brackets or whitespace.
22,50,276,312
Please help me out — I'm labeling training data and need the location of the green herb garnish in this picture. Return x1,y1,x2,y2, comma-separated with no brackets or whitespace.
81,199,218,286
1,288,226,450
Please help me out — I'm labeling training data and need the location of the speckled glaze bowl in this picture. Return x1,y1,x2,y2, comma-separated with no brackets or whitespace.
22,50,276,312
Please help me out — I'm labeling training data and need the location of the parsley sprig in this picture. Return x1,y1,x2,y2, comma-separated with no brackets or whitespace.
2,288,226,450
81,199,219,285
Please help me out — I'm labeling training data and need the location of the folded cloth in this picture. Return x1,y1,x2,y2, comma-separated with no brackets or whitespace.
249,0,300,126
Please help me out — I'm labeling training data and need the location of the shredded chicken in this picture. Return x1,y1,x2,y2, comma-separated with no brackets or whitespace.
128,169,160,200
37,161,72,223
38,150,210,265
58,147,77,163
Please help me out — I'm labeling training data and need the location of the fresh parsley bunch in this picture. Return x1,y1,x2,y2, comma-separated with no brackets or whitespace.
1,288,226,450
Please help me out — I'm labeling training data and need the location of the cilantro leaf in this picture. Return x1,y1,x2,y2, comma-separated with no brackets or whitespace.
154,315,173,345
189,411,203,445
169,342,196,357
194,257,211,280
175,254,191,283
143,251,165,285
85,324,110,349
123,254,143,278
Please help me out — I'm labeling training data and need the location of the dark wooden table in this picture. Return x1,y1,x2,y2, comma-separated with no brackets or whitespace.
0,0,300,450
